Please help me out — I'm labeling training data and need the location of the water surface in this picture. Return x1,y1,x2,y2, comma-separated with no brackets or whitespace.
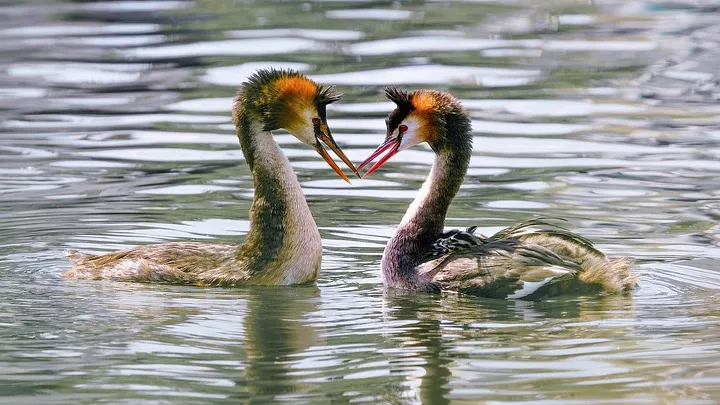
2,0,720,403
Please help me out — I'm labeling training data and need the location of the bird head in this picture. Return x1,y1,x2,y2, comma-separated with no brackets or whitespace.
234,69,357,182
358,88,470,177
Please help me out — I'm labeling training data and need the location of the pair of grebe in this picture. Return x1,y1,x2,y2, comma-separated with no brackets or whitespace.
66,69,635,299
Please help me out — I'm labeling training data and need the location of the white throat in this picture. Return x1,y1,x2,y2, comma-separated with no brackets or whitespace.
398,153,448,228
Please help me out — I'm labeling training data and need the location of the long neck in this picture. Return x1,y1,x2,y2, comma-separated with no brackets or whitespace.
382,127,471,287
235,115,321,281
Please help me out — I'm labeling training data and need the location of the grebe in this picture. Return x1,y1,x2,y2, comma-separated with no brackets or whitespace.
358,88,635,300
65,69,357,286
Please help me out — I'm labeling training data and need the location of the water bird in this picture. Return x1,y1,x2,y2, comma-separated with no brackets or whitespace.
358,88,635,300
65,69,357,286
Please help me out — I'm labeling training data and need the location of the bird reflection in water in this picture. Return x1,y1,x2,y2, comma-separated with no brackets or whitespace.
377,290,634,404
241,286,323,403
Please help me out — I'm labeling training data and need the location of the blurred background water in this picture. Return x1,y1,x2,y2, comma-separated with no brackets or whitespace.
2,0,720,403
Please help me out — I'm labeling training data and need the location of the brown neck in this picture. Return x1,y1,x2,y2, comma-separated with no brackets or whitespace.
381,147,469,287
235,115,320,277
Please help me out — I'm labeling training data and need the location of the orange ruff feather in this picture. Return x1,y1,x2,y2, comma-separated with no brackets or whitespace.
275,76,317,104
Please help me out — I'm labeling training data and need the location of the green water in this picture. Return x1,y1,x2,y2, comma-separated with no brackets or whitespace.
2,0,720,403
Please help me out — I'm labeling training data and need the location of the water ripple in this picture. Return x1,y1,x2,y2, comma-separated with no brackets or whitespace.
2,0,720,404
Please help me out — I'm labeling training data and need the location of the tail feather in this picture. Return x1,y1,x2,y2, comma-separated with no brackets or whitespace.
426,217,637,299
579,256,636,293
64,250,96,278
66,249,94,265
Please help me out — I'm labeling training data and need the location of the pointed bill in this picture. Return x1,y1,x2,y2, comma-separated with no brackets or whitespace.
316,131,358,176
313,118,358,181
358,138,401,178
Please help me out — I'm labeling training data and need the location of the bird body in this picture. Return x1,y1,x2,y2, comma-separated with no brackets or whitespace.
360,88,635,300
64,69,356,286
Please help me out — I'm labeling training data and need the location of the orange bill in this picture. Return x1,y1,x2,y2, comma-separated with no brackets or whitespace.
316,131,358,176
313,118,359,182
315,142,351,184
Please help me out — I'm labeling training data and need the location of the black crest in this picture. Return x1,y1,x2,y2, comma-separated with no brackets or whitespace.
239,68,301,131
237,68,343,131
384,87,413,134
385,87,412,108
245,68,298,91
315,85,342,106
242,68,342,107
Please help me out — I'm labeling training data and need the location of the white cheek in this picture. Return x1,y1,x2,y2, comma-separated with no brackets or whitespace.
398,117,423,151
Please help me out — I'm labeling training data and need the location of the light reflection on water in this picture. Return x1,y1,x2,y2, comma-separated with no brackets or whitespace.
2,0,720,403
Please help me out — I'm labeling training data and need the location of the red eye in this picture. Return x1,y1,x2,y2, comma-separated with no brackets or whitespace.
399,124,408,133
312,118,321,125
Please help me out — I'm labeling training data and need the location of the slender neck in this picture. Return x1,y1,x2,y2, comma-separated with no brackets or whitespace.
235,114,320,277
382,126,471,287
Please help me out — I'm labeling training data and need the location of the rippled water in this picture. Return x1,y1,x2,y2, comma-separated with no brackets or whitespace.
3,0,720,403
